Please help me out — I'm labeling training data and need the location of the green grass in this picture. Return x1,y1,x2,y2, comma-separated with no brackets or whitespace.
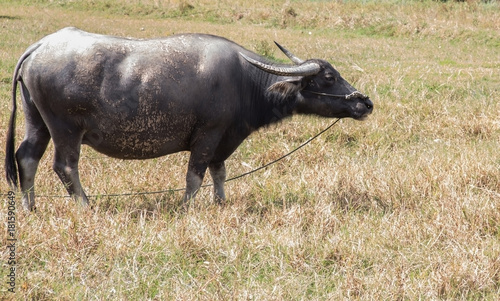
1,0,499,300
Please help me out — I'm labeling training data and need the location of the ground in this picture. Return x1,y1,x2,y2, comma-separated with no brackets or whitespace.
0,0,499,299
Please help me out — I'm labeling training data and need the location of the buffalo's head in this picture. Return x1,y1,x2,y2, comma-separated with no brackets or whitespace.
240,43,373,120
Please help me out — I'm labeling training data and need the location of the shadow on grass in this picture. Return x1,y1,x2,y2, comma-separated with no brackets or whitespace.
92,191,183,219
0,15,21,20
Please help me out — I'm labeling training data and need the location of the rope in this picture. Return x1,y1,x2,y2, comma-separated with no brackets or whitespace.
304,90,369,100
12,118,341,199
224,118,340,183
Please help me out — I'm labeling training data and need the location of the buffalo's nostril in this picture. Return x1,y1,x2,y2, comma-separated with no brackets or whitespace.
365,99,373,110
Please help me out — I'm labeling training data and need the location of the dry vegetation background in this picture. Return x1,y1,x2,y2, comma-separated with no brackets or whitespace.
0,0,499,299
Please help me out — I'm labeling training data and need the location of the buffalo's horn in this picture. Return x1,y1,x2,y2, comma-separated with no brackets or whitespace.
274,41,304,65
240,52,320,76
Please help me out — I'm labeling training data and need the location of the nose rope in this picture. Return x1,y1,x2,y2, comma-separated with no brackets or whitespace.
304,90,369,100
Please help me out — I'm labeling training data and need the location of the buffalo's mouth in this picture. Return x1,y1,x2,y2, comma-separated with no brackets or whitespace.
355,113,370,121
352,97,373,120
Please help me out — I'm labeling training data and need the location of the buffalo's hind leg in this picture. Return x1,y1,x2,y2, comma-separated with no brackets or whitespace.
16,83,51,211
16,123,51,211
51,130,89,207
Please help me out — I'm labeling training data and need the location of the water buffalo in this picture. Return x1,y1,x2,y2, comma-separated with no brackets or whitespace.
5,27,373,210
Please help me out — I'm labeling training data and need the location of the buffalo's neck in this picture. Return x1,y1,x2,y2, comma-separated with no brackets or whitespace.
241,72,296,132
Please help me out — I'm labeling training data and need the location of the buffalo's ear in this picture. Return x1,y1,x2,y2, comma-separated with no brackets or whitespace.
266,78,303,103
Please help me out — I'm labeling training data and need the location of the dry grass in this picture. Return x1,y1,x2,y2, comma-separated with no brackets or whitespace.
1,0,499,299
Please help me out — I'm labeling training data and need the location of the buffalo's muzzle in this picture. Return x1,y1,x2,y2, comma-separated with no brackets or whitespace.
364,98,374,111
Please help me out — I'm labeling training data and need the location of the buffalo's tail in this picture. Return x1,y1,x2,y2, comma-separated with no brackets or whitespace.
5,43,41,189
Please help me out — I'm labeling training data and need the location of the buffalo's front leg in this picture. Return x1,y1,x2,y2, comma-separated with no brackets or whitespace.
183,131,223,205
184,164,205,203
209,161,226,204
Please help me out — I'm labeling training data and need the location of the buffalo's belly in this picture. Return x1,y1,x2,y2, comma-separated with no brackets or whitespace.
82,116,195,159
83,135,189,159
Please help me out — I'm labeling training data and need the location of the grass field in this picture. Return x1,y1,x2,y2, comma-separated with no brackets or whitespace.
1,0,499,299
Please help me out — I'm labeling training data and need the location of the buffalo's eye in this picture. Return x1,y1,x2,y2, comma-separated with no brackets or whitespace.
324,74,336,82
